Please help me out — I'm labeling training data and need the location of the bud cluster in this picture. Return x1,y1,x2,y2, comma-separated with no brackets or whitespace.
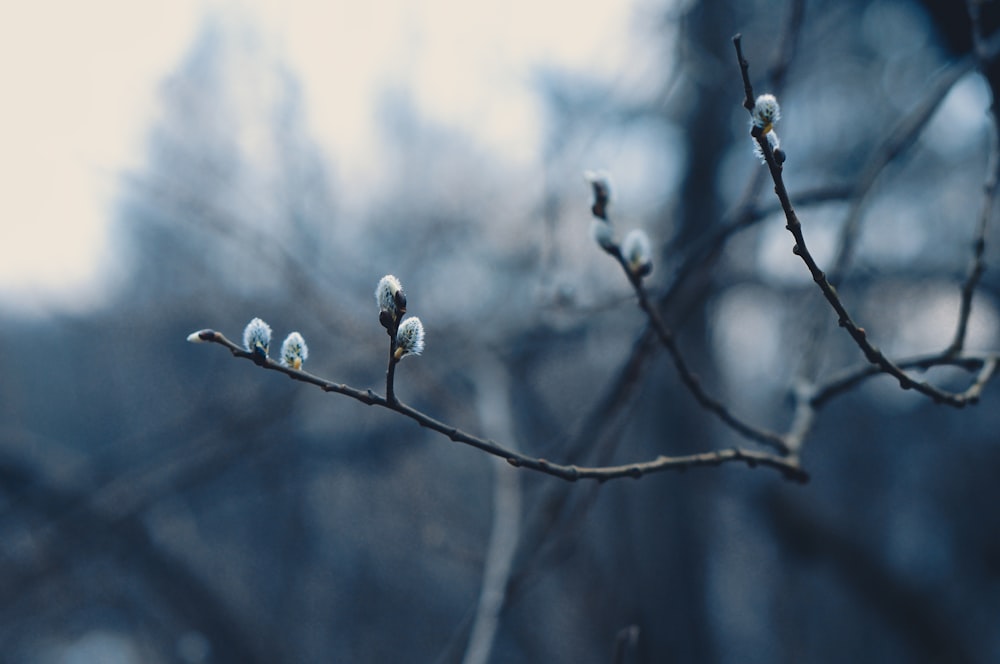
234,316,309,370
584,170,655,279
376,274,426,360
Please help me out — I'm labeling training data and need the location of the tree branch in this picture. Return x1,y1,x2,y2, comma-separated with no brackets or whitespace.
828,55,977,287
607,245,791,454
462,359,521,664
187,329,809,483
949,83,1000,353
732,34,996,409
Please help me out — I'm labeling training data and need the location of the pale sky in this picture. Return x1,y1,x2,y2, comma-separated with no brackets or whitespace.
0,0,643,316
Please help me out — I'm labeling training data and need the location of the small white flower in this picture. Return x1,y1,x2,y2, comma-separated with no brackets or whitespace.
243,317,272,358
395,317,425,359
376,274,406,321
280,331,309,370
622,229,653,277
752,94,781,131
591,218,617,252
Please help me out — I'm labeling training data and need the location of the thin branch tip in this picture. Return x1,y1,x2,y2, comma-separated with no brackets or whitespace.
186,329,216,343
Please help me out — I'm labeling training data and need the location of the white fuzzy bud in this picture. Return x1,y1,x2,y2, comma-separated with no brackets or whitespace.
752,129,781,164
242,317,272,358
280,331,309,370
622,229,653,277
376,274,406,326
591,218,617,252
395,317,425,359
752,94,781,131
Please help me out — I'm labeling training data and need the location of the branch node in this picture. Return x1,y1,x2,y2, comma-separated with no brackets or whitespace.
251,349,268,367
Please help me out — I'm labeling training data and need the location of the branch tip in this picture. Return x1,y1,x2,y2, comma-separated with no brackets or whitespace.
186,329,216,343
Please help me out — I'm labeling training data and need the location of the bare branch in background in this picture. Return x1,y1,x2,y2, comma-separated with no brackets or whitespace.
949,28,1000,353
827,55,978,287
611,625,640,664
462,357,521,664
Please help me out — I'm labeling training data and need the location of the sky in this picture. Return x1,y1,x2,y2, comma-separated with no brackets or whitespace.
0,0,642,316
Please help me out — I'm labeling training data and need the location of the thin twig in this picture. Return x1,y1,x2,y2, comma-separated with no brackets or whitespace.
733,34,994,409
948,133,997,354
949,44,1000,353
188,330,809,483
783,350,999,452
462,359,521,664
810,350,999,409
592,170,791,454
765,0,806,93
828,56,977,287
607,247,791,454
386,330,399,404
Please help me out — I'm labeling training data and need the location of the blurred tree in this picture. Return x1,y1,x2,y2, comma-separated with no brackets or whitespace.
2,1,1000,663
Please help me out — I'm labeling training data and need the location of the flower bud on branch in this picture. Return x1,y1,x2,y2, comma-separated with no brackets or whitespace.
394,317,425,360
280,332,309,370
751,93,781,133
750,93,784,165
622,229,653,278
376,274,406,329
242,318,272,364
753,130,783,164
585,170,619,254
590,218,617,253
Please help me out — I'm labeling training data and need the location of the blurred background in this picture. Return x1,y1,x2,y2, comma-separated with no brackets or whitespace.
2,0,1000,662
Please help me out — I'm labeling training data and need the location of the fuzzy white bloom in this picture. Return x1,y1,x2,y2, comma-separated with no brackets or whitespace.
376,274,406,319
622,228,653,277
395,317,425,359
243,317,272,358
752,94,781,131
280,331,309,370
591,218,616,252
752,130,782,164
